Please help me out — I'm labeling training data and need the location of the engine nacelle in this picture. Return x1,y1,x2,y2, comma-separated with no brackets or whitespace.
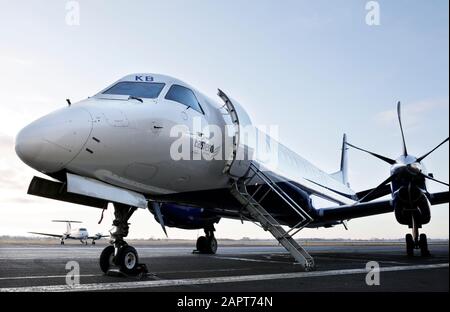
393,186,431,226
152,203,220,230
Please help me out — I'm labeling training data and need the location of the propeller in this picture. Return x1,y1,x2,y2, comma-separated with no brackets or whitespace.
347,101,449,202
420,172,449,187
354,174,396,204
417,137,449,162
397,101,408,156
345,142,396,165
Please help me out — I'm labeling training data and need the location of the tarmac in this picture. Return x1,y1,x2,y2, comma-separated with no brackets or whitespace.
0,242,448,292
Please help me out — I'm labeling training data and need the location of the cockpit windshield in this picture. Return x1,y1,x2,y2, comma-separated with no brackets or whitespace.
79,228,87,231
102,82,165,99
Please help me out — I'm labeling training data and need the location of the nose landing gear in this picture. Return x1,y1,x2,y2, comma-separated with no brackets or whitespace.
99,203,148,276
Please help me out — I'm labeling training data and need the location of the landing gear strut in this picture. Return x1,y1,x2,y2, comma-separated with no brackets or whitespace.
195,226,218,254
406,217,430,257
99,203,147,275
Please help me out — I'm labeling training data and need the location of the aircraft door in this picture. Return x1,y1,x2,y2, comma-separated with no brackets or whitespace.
218,89,253,179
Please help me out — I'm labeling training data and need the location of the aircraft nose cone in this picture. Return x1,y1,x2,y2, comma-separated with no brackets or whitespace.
15,107,93,173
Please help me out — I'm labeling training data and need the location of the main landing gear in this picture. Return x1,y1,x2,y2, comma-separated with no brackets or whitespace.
99,203,148,276
406,217,430,257
195,226,218,254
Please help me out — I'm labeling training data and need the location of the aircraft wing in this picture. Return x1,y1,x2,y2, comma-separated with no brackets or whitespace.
28,232,63,238
428,191,449,205
317,199,393,222
317,191,449,222
87,235,109,239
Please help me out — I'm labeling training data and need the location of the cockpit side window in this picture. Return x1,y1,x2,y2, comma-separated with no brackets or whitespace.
103,82,165,99
165,84,204,114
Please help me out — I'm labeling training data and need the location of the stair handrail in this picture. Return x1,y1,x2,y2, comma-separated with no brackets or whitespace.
245,163,314,226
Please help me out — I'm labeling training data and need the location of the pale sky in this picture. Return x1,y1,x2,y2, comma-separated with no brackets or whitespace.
0,0,448,239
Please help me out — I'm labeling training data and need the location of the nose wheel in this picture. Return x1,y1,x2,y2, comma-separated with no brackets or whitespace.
115,245,139,274
99,245,115,273
99,203,148,276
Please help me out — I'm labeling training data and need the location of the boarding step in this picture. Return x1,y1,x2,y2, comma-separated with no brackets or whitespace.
230,178,315,271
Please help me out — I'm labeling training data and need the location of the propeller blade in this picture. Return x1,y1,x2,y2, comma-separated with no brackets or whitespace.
421,173,449,187
355,174,395,204
346,142,396,165
149,202,168,237
417,137,449,162
397,101,408,156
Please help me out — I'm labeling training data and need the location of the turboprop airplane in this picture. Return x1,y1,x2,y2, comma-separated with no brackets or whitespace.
29,220,108,245
15,73,449,274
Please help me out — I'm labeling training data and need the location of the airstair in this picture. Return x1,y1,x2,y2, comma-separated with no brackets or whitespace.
218,90,315,271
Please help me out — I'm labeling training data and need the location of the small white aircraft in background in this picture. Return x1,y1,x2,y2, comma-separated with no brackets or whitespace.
29,220,108,245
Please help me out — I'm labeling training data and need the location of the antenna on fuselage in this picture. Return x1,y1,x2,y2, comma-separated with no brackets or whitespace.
66,99,71,106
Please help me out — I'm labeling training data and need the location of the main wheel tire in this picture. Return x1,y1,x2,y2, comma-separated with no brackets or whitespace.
115,245,139,274
99,245,115,273
207,237,218,254
60,241,64,245
196,236,208,253
406,234,414,257
92,241,96,245
419,233,431,257
196,236,217,254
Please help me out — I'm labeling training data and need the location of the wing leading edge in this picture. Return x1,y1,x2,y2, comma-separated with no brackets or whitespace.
28,232,64,238
316,191,449,223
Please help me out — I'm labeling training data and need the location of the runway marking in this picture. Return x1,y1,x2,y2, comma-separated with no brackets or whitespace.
0,263,447,292
156,268,249,274
212,256,290,264
0,247,283,251
0,274,99,281
0,268,248,281
314,256,409,265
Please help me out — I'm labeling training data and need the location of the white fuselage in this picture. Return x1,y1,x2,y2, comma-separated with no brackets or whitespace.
66,228,89,240
16,73,356,209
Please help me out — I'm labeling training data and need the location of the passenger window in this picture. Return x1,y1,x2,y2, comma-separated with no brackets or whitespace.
165,85,204,114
